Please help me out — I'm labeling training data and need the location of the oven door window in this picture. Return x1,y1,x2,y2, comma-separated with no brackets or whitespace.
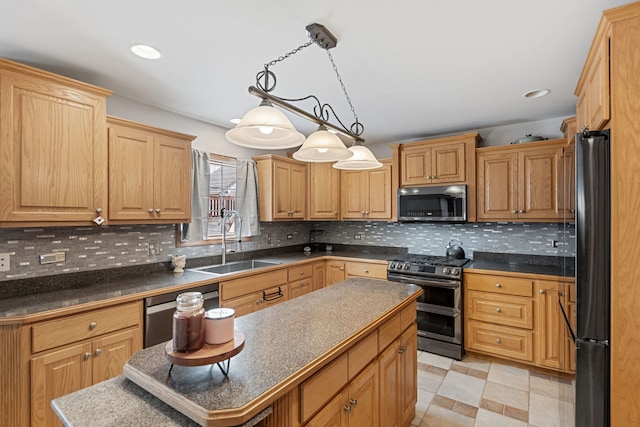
416,310,461,344
418,285,456,309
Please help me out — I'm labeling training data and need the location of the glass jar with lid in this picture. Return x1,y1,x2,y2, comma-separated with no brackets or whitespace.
172,291,205,352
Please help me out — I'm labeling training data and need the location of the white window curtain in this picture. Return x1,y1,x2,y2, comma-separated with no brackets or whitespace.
184,149,211,241
235,158,260,238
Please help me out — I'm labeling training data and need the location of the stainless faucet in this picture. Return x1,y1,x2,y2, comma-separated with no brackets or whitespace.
221,209,242,265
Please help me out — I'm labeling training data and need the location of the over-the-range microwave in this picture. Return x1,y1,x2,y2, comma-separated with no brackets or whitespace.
397,185,467,222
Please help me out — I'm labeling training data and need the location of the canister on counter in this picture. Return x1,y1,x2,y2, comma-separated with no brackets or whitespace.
172,292,205,352
205,308,235,344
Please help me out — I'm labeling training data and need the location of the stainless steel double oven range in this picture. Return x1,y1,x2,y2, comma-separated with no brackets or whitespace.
387,254,469,360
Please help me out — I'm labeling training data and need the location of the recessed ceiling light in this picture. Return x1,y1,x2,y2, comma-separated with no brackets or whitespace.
522,89,551,98
130,44,162,60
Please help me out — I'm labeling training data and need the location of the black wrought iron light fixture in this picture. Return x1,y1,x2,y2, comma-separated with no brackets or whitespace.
225,23,382,169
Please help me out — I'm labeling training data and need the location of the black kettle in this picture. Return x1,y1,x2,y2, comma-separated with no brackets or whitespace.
446,239,465,259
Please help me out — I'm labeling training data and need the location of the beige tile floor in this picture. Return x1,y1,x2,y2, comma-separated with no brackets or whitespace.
412,350,575,427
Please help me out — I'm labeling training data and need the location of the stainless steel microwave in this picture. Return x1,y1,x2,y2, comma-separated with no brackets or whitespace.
398,185,467,222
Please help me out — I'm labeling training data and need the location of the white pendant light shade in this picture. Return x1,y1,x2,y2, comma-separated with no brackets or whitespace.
225,101,305,149
292,127,353,162
332,145,383,170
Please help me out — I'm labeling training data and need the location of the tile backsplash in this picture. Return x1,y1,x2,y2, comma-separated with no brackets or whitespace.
0,221,573,282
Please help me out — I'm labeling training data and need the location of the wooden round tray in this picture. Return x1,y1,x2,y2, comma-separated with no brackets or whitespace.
165,331,245,367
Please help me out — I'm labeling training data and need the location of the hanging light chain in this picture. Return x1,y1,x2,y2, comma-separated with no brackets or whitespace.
326,49,363,136
264,39,315,69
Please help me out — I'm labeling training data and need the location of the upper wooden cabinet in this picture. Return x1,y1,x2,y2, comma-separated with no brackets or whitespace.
575,28,610,132
0,58,112,227
107,117,195,223
400,142,466,186
340,159,392,220
254,155,307,221
477,139,567,222
308,162,340,220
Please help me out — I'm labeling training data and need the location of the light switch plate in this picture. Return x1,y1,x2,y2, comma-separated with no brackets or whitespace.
0,253,9,272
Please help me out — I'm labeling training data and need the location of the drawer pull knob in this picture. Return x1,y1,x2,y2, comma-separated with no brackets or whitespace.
496,338,502,344
89,322,97,330
363,269,369,273
495,283,502,288
344,404,352,413
94,349,102,356
496,308,502,313
300,271,304,275
349,399,358,408
539,289,545,294
83,352,91,361
148,209,154,214
398,345,407,354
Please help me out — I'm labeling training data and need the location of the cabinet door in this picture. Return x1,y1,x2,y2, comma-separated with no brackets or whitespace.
313,262,326,291
108,124,155,220
326,261,346,286
0,72,107,223
348,361,379,427
477,151,518,220
289,163,307,219
401,147,430,186
31,343,93,427
309,162,340,220
518,147,562,220
92,329,142,383
289,279,312,299
399,324,417,427
378,339,400,427
152,135,192,221
535,281,566,371
558,143,575,220
585,36,610,131
367,163,392,219
431,143,465,183
273,161,292,219
305,389,349,427
340,170,367,219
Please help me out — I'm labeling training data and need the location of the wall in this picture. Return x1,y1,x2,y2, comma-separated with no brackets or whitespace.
0,220,573,282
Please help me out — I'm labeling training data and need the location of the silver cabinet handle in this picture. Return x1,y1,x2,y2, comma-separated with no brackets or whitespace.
539,289,545,294
512,210,518,214
343,404,352,413
519,209,524,213
94,349,102,356
349,399,358,408
363,269,369,273
83,352,91,361
496,338,502,344
496,308,502,313
96,208,103,214
398,345,407,354
89,322,97,330
155,208,161,214
148,209,154,214
495,283,502,288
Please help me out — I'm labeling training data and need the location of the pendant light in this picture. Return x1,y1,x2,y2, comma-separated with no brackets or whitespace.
226,23,381,169
292,125,352,162
225,99,305,149
333,145,383,170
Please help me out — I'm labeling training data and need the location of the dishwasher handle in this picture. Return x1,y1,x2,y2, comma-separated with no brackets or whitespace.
146,290,219,315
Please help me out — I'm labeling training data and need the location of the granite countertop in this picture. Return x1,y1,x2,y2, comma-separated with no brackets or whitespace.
465,251,575,278
53,278,422,426
0,245,406,322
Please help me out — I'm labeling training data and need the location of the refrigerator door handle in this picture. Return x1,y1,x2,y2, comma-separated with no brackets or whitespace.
558,299,577,344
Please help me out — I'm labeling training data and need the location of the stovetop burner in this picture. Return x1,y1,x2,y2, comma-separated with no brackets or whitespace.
389,253,470,268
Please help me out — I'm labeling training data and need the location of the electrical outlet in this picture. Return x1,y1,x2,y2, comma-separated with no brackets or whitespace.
354,234,362,240
287,234,293,240
39,252,66,265
0,253,9,272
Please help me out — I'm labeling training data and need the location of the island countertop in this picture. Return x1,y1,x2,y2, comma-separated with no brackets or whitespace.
52,278,422,426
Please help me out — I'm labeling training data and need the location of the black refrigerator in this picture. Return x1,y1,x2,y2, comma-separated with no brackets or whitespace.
571,129,611,427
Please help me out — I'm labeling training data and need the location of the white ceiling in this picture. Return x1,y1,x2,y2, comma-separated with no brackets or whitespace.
0,0,633,146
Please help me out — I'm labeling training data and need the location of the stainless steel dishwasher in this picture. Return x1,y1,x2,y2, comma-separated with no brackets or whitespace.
144,283,219,348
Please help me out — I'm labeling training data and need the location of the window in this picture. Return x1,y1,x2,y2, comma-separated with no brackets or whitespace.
176,155,239,246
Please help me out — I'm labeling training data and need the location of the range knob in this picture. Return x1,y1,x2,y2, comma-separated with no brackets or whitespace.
403,263,410,270
388,262,396,269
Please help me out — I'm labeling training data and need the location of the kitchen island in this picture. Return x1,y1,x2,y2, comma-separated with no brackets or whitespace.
52,278,422,426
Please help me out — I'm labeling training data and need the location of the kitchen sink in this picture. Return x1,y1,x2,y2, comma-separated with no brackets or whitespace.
188,260,280,276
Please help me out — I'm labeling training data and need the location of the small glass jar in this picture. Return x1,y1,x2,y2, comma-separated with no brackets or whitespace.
172,292,205,352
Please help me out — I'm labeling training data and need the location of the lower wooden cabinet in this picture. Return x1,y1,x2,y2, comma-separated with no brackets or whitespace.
326,261,346,286
464,270,575,373
31,328,140,427
313,262,326,291
379,324,418,427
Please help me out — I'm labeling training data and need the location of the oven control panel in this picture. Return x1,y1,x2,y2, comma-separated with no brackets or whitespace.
387,261,462,278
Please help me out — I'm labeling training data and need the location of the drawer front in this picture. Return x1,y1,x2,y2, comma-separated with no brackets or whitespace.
32,301,141,353
466,319,533,362
348,331,378,380
378,312,401,351
300,353,349,422
466,290,533,329
345,261,387,279
221,269,288,300
287,264,313,281
465,273,533,297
